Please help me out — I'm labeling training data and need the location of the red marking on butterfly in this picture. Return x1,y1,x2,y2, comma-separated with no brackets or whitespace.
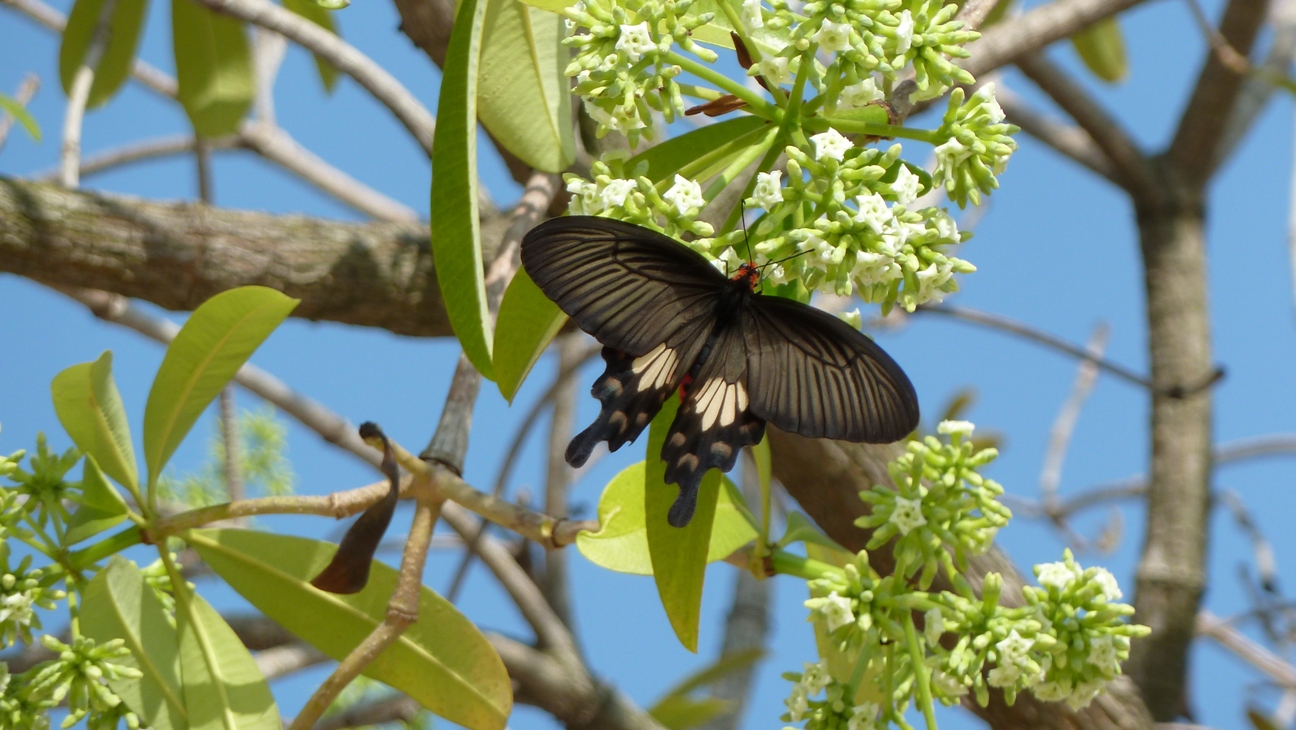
732,262,761,291
677,373,694,402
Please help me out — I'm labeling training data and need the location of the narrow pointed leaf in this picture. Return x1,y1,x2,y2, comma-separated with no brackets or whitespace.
177,591,279,730
645,396,722,652
65,454,129,544
0,93,41,141
577,461,757,574
51,350,139,493
628,115,767,182
188,529,512,730
143,286,298,488
1070,17,1127,83
650,696,731,730
493,268,565,402
478,0,573,172
81,556,188,730
281,0,340,93
431,0,494,378
59,0,149,108
172,0,255,137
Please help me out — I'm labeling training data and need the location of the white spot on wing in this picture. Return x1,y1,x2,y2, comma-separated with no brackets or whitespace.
735,382,748,411
631,344,678,390
696,378,727,429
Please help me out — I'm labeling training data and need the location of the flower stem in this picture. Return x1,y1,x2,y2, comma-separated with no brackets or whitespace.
68,526,143,571
904,611,939,730
807,115,940,143
703,124,780,202
770,549,843,581
666,52,778,120
719,137,786,235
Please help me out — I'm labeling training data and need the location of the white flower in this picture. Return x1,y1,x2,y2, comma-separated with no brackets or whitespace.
976,82,1006,124
930,209,959,242
0,592,36,629
891,165,922,205
924,608,945,645
1066,678,1108,710
996,630,1034,667
987,662,1022,687
931,669,968,697
765,262,790,284
837,308,862,329
808,590,857,632
852,251,900,288
847,702,879,730
742,0,764,29
798,231,841,264
937,420,975,437
810,128,853,162
914,262,952,304
842,78,882,108
1087,635,1120,675
713,246,744,275
601,179,637,208
612,100,647,130
853,193,893,234
890,496,926,535
785,684,809,721
800,660,830,694
813,19,853,52
750,171,784,210
1092,567,1123,601
934,137,973,186
756,56,793,86
663,174,706,216
1032,678,1073,701
616,22,656,63
893,10,915,55
1036,560,1077,591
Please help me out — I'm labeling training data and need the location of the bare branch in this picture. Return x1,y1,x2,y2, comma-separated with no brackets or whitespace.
1040,323,1109,504
59,0,119,188
256,641,328,679
996,84,1122,183
1197,610,1296,690
193,0,437,155
540,334,582,629
961,0,1150,80
0,73,39,152
1169,0,1272,187
1217,0,1296,162
313,696,423,730
1014,52,1156,199
220,386,245,502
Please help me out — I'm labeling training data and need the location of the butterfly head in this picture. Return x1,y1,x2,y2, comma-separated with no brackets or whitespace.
731,262,761,291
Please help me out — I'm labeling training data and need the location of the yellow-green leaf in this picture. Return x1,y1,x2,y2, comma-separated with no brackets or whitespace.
51,350,139,494
0,93,41,141
577,461,757,575
478,0,574,172
1070,17,1127,83
65,455,129,545
172,0,255,137
81,556,188,730
188,529,512,730
493,268,565,402
143,286,298,489
59,0,149,108
281,0,340,93
176,591,278,730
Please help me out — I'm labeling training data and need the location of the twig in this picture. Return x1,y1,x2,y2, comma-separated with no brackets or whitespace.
914,303,1154,389
1197,610,1296,690
420,354,483,475
255,641,328,679
219,387,245,502
193,0,437,155
1216,0,1296,163
252,26,287,125
961,0,1151,81
540,334,581,628
1182,0,1252,74
195,137,214,204
39,135,227,180
0,73,39,151
1040,323,1109,504
60,0,119,189
1221,489,1279,594
1013,52,1156,199
995,84,1121,183
313,695,422,730
289,494,441,730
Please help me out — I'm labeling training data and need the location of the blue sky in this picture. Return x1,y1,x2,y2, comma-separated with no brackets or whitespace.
2,0,1295,726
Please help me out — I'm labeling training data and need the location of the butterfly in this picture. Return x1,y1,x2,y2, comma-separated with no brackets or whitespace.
520,216,920,527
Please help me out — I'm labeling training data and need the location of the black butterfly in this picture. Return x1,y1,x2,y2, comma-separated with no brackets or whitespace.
521,216,920,527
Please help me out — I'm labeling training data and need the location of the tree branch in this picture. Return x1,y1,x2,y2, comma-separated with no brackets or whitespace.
996,84,1122,183
1169,0,1273,187
0,178,523,336
961,0,1151,80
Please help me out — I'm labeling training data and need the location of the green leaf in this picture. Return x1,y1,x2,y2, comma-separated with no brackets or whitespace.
492,268,565,402
51,351,139,494
775,512,844,551
177,590,279,730
1070,17,1127,83
628,115,768,183
143,286,298,489
650,696,731,730
59,0,149,108
81,556,188,730
478,0,574,172
645,396,723,651
281,0,340,93
577,461,757,575
431,0,494,379
172,0,255,137
188,529,512,730
65,454,129,544
0,93,41,142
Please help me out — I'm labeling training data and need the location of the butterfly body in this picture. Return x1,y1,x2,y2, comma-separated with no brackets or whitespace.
521,216,920,527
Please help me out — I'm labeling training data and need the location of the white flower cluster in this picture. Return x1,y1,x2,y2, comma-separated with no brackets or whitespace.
563,163,715,239
933,84,1018,208
0,561,64,648
780,660,880,730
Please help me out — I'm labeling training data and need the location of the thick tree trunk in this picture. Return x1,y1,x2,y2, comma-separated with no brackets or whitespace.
1124,161,1214,720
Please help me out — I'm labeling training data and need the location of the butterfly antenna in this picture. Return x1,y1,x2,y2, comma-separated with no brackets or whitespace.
740,202,755,267
760,248,814,271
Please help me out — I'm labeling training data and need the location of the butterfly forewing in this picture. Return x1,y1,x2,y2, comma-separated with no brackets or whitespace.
743,295,919,442
521,217,726,357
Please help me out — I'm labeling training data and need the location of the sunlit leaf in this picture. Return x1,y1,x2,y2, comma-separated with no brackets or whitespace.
493,268,565,402
59,0,149,108
65,454,129,545
0,93,41,141
176,591,279,729
1071,17,1127,83
627,115,769,183
51,350,139,494
172,0,255,137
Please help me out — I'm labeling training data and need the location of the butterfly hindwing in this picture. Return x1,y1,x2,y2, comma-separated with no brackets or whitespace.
742,295,919,442
521,216,727,357
661,326,766,527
